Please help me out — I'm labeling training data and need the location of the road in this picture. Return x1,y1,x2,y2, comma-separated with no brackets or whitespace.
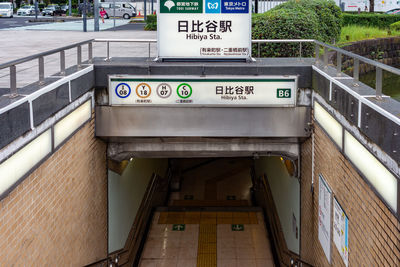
0,15,144,31
0,16,48,29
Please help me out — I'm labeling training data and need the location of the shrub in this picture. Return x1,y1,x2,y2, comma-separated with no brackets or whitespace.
272,0,342,43
342,13,400,28
252,8,320,57
145,14,157,31
390,21,400,31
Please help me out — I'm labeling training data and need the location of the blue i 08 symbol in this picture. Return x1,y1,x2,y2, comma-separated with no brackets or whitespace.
115,83,131,98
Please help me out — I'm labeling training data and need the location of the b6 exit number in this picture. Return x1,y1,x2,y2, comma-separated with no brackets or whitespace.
277,88,291,98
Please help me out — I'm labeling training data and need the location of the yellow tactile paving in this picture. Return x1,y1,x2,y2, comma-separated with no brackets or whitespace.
184,211,201,224
197,253,217,267
158,212,168,224
197,223,217,267
198,242,217,254
158,211,259,224
166,212,185,224
249,212,259,224
217,211,232,218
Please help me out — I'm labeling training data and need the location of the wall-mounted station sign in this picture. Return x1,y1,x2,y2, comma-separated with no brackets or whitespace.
109,75,297,107
157,0,252,59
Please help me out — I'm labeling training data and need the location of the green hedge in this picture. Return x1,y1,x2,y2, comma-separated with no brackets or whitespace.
252,8,320,57
390,21,400,31
272,0,342,43
343,13,400,28
145,14,157,31
252,0,342,57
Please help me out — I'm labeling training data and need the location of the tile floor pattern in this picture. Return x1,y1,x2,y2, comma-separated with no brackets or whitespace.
139,212,275,267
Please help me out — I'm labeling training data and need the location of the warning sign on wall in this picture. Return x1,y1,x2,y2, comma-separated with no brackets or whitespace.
318,174,332,263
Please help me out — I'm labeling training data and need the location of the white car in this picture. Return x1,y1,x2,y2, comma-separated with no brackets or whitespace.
0,2,13,18
17,5,35,16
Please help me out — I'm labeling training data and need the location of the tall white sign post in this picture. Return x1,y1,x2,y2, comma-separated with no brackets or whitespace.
157,0,252,60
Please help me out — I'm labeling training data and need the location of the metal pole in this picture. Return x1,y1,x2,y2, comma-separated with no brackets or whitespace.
69,0,72,16
35,0,38,19
77,45,82,68
10,65,17,97
151,0,154,14
107,41,110,61
255,0,258,13
315,44,319,62
144,0,147,20
38,56,44,85
323,46,328,67
94,0,99,31
376,67,383,100
113,0,116,30
299,42,302,59
336,52,342,75
83,0,87,32
60,50,66,75
353,58,359,82
88,42,93,63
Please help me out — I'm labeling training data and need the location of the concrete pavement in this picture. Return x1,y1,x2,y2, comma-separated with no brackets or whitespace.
0,30,157,91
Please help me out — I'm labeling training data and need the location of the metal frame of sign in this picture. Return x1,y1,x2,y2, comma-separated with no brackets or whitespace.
156,0,252,60
108,75,298,107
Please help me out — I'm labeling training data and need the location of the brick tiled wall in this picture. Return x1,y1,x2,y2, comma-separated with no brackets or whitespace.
0,118,107,266
301,123,400,266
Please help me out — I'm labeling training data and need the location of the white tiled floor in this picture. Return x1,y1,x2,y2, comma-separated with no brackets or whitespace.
139,212,275,267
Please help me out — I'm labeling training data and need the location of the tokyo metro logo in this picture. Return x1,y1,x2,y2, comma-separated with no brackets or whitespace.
205,0,220,13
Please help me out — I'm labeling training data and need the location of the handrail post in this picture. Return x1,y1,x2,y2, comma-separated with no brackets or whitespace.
88,42,93,63
9,65,17,98
60,50,66,75
299,42,302,59
336,51,342,75
77,45,82,68
38,56,44,85
106,41,110,61
148,42,151,58
315,43,319,62
376,67,383,100
353,58,359,82
323,46,328,67
258,42,260,58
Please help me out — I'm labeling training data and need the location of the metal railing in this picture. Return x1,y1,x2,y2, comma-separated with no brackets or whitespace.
0,39,94,98
314,40,400,100
1,38,399,102
94,39,157,61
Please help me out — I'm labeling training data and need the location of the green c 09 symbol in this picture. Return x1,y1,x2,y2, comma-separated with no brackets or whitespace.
177,83,193,99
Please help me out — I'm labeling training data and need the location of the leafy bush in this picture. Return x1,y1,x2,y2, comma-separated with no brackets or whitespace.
390,21,400,31
252,8,320,57
252,0,342,57
342,13,400,28
272,0,342,43
145,14,157,31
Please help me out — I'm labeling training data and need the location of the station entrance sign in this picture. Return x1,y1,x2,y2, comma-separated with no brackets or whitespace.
157,0,252,59
109,75,297,107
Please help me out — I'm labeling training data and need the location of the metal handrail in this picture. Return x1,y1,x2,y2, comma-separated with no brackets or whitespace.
1,39,94,98
1,38,399,101
93,39,157,61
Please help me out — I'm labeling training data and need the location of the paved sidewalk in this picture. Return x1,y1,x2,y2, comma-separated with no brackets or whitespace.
0,19,131,31
0,30,157,90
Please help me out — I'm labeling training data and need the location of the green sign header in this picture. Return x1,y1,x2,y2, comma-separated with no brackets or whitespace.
160,0,203,13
